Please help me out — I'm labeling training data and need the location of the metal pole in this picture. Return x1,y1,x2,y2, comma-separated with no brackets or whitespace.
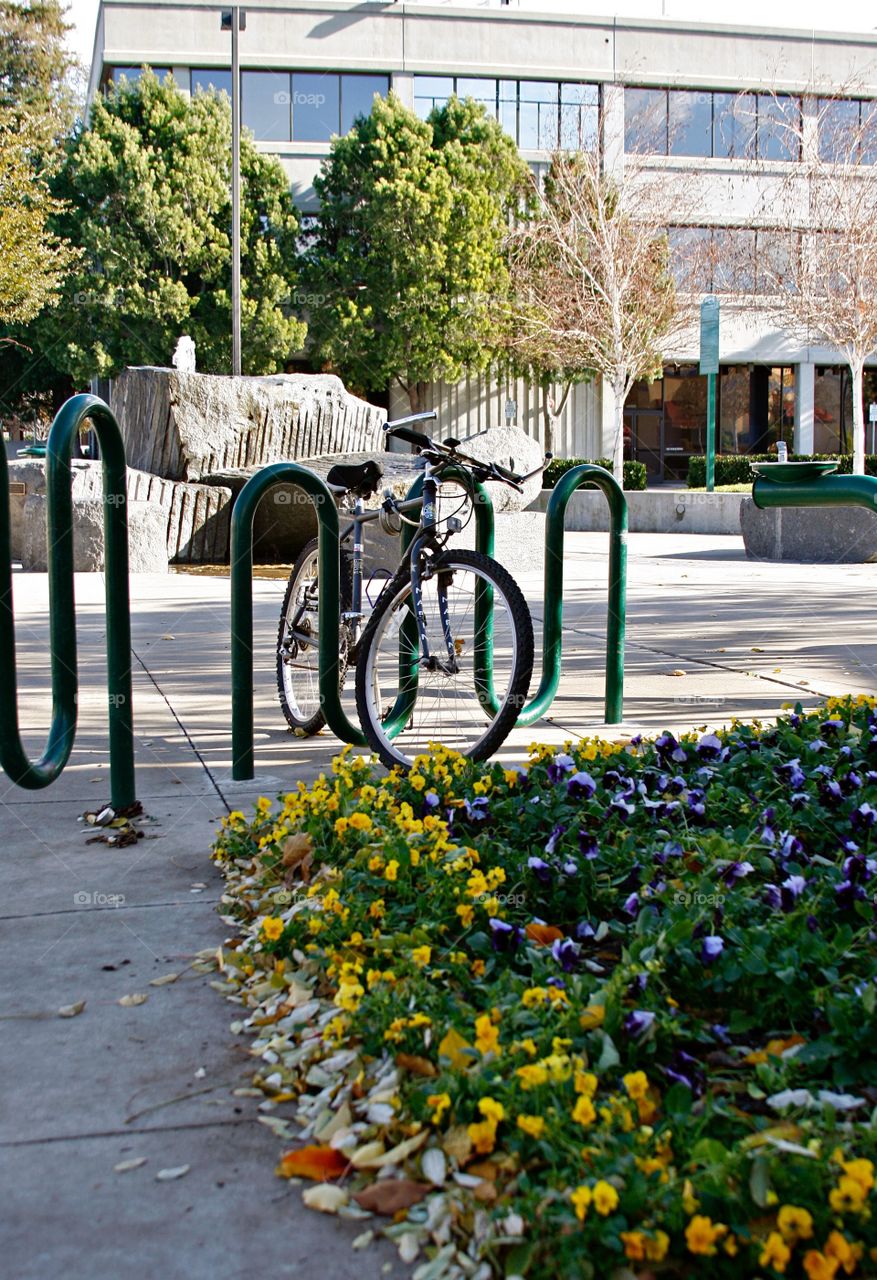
231,6,242,377
706,371,716,493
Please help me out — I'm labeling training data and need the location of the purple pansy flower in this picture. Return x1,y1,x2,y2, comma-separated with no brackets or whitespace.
488,918,523,953
701,935,724,964
552,937,580,972
578,831,599,859
624,1009,656,1038
545,823,566,855
527,855,552,884
567,770,597,799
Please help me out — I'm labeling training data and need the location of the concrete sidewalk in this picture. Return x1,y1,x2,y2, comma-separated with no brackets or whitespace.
1,530,876,1279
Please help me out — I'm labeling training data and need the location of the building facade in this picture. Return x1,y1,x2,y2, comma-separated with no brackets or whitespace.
87,1,877,476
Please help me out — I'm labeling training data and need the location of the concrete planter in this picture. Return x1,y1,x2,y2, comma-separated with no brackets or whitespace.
740,498,877,563
531,488,746,536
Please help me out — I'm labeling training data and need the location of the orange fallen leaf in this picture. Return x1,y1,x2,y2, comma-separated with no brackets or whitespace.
396,1052,437,1078
467,1161,498,1182
276,1144,349,1182
282,832,314,882
353,1179,430,1215
525,923,564,946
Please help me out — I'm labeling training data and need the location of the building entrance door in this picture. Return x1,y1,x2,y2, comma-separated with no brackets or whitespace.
624,408,663,479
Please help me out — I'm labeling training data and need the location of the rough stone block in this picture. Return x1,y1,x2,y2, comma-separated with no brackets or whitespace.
740,498,877,562
110,367,386,483
21,496,169,573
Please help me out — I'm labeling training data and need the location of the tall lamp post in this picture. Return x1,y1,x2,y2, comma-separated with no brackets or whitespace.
221,8,246,376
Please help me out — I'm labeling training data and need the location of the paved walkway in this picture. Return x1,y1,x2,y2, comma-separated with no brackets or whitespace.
1,531,875,1279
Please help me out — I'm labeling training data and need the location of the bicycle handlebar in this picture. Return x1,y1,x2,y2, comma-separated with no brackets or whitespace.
384,413,550,491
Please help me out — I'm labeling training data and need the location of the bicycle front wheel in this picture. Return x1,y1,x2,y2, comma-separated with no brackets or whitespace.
354,549,533,769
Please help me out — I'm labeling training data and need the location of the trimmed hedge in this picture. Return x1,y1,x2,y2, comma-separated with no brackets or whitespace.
687,453,877,488
543,456,648,491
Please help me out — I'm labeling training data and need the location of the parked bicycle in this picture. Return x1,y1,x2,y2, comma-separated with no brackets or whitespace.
276,410,546,768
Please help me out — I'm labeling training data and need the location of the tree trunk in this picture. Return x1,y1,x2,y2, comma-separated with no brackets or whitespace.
851,358,866,475
611,385,625,484
541,382,555,457
407,381,428,415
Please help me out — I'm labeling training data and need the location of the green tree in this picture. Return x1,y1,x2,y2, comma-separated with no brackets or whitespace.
304,92,529,412
32,71,306,383
0,0,77,146
0,111,76,330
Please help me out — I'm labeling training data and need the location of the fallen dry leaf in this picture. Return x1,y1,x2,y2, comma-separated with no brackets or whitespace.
473,1180,498,1203
438,1027,474,1070
302,1184,348,1213
155,1165,189,1181
669,669,687,678
149,973,179,987
368,1130,429,1169
282,832,314,882
396,1052,436,1078
276,1143,349,1181
58,1000,86,1018
442,1125,474,1165
118,993,148,1007
353,1178,430,1216
114,1157,147,1173
525,923,564,947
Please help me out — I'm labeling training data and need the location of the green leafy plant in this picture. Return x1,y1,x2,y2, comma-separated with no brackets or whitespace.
213,699,877,1279
543,456,648,491
687,453,877,488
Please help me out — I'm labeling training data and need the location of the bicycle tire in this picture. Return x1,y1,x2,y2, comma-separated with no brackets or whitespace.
276,538,353,736
355,548,533,770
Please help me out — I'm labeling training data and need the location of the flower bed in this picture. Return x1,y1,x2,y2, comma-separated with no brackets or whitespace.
212,700,877,1280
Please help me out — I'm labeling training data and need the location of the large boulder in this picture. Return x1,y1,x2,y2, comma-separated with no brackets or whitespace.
7,458,232,566
110,367,386,483
447,425,544,513
22,495,169,573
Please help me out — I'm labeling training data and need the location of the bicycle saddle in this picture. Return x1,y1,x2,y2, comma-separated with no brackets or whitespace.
325,459,383,499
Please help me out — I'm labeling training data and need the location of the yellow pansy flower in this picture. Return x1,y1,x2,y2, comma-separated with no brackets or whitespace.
570,1185,591,1222
411,945,431,967
592,1181,619,1216
260,916,284,941
778,1205,814,1242
516,1114,545,1139
474,1013,500,1056
759,1231,792,1273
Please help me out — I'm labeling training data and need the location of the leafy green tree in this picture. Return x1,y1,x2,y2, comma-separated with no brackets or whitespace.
303,92,529,412
0,110,76,329
31,71,306,383
0,0,77,146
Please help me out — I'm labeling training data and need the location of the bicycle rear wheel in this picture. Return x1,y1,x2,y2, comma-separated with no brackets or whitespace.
276,538,352,736
354,549,533,769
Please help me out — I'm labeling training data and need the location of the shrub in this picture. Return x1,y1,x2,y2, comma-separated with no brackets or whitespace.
687,453,877,488
214,697,877,1280
543,456,648,491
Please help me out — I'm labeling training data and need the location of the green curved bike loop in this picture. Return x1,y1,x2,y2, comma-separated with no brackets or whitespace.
0,393,135,807
230,462,367,780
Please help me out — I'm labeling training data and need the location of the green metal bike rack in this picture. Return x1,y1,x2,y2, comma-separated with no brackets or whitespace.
230,458,627,779
0,393,136,809
230,462,367,781
402,462,627,728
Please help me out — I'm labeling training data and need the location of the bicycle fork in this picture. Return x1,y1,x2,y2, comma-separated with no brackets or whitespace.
408,476,459,675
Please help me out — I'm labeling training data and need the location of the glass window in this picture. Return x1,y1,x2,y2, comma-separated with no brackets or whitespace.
768,367,796,445
340,74,388,134
560,82,599,151
625,87,667,154
111,66,172,85
191,68,232,97
664,365,707,454
456,77,498,118
292,72,339,141
669,90,712,157
628,378,663,410
718,366,752,452
757,94,799,161
498,79,517,140
713,228,756,293
242,70,291,141
713,92,755,159
756,230,794,295
818,96,860,162
413,75,452,120
668,227,712,292
519,81,559,150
